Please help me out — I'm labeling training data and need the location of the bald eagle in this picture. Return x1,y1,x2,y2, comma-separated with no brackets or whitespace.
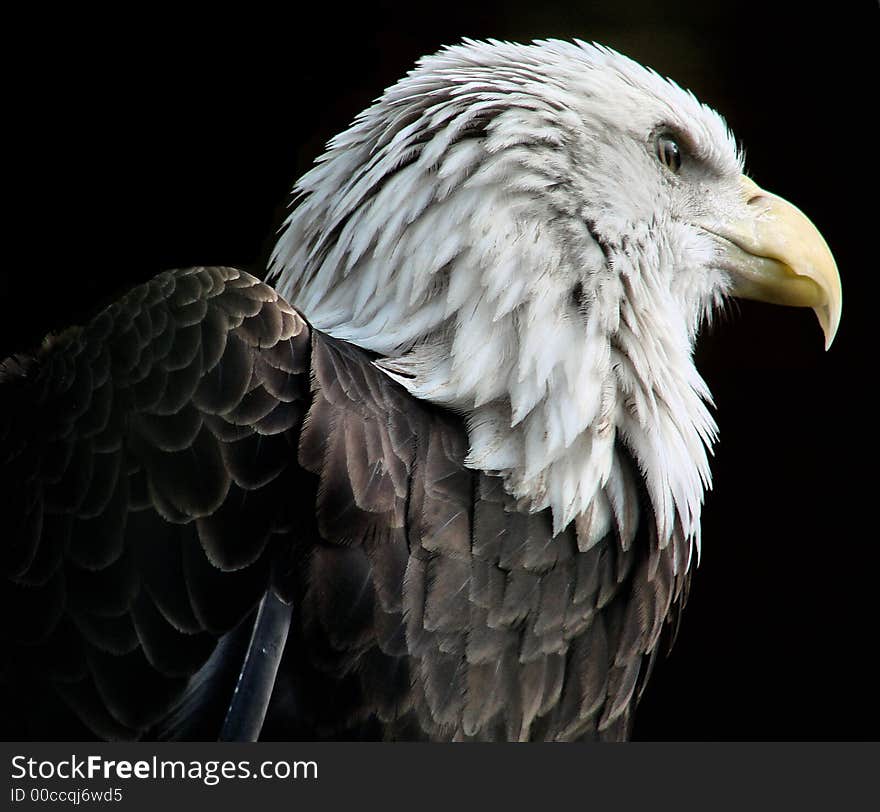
0,40,841,741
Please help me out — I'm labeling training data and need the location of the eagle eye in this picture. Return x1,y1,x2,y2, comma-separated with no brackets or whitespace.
656,134,682,173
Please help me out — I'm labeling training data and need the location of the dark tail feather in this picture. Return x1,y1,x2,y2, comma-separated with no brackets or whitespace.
220,590,293,741
150,590,293,741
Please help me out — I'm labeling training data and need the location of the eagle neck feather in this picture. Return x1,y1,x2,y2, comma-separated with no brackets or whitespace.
269,40,718,566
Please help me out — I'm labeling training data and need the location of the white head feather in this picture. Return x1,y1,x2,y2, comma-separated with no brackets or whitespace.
269,39,746,565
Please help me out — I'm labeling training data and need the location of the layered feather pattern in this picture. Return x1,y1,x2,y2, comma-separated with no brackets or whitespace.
3,39,749,740
1,268,310,739
2,267,688,740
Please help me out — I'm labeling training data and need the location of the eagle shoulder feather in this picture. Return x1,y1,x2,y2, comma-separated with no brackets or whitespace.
1,266,685,741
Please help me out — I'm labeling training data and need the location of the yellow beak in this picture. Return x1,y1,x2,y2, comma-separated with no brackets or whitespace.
708,176,842,349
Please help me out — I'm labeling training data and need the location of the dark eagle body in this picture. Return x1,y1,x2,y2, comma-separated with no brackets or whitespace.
0,267,684,740
0,41,840,741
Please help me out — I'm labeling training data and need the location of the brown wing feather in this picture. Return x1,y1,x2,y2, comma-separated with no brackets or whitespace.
269,328,688,741
1,267,687,741
1,267,311,739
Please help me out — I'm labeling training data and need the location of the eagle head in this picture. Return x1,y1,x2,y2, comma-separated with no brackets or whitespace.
269,39,841,561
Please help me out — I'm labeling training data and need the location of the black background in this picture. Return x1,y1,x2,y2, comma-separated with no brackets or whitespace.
4,2,878,739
